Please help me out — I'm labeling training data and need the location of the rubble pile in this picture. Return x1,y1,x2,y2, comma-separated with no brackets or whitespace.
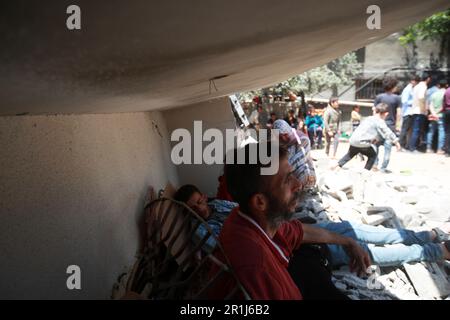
302,165,450,300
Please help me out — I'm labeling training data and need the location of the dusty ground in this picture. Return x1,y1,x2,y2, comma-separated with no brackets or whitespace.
312,142,450,224
308,142,450,300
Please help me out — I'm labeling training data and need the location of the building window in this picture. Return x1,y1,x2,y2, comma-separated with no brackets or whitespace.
355,78,383,100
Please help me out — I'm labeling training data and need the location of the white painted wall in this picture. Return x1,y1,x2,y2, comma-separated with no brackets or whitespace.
0,112,178,299
163,97,237,197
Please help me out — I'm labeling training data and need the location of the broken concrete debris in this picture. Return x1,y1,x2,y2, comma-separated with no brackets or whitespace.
304,168,450,300
362,207,394,226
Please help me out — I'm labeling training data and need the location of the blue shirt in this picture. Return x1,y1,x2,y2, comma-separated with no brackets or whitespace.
401,83,414,116
305,115,324,130
192,199,238,253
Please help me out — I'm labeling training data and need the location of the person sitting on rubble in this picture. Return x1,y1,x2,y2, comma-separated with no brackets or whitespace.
334,103,401,171
272,114,450,267
175,181,450,270
175,119,450,272
206,141,370,299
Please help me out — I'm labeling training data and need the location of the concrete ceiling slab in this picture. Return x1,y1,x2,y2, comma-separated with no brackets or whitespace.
0,0,448,115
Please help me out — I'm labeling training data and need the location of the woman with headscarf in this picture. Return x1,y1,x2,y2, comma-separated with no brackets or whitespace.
273,119,316,189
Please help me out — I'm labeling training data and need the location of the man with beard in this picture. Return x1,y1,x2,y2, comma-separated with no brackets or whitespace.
176,182,450,299
207,141,370,300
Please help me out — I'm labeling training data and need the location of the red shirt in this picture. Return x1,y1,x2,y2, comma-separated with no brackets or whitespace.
208,208,304,300
444,87,450,111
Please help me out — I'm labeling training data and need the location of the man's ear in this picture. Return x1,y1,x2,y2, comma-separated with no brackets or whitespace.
248,193,268,213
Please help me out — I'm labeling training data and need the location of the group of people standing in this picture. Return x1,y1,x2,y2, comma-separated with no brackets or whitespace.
336,73,450,173
302,97,342,159
248,95,341,156
247,73,450,173
400,73,450,155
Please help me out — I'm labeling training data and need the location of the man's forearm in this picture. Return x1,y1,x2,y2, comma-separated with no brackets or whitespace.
302,224,352,246
429,104,438,116
396,107,402,130
302,224,371,274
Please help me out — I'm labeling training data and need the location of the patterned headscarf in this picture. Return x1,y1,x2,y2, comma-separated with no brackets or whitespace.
273,119,316,188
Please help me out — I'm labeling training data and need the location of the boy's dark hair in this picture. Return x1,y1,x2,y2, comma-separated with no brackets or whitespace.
173,184,200,203
421,72,430,81
353,105,360,111
411,74,421,82
224,141,288,214
438,79,448,87
329,96,339,105
270,112,276,117
383,77,398,92
374,103,389,114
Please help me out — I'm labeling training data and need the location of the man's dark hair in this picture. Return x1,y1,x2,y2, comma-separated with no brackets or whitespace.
329,96,339,105
173,184,200,203
439,79,448,87
421,72,431,81
383,77,398,92
224,141,288,214
411,74,421,82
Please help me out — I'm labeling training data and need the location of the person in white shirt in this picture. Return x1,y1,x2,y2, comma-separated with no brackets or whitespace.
248,105,261,129
399,75,419,148
408,73,431,152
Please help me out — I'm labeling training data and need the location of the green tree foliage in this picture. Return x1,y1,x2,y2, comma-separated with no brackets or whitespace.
399,9,450,70
399,9,450,45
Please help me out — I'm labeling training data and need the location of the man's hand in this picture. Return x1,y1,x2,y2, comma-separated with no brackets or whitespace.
343,239,371,276
395,141,401,151
302,224,372,277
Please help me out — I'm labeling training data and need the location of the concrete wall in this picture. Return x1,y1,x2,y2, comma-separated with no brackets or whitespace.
163,97,236,197
316,87,357,103
315,33,444,102
364,32,444,76
0,112,178,299
3,1,448,115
